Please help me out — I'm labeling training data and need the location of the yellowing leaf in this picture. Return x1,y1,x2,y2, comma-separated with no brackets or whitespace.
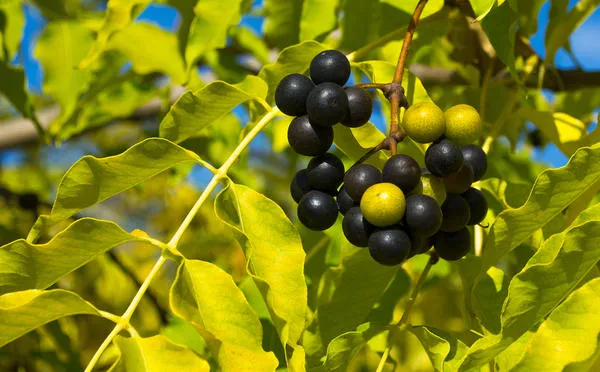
0,218,143,294
481,143,600,268
509,278,600,371
159,75,268,143
111,335,210,372
0,289,100,347
215,183,307,368
44,138,201,225
170,259,279,371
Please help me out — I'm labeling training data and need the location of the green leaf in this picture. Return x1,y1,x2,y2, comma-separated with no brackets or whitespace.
506,278,600,371
410,326,469,372
79,0,151,68
0,0,24,61
263,0,303,49
470,0,496,21
545,0,600,66
0,218,142,294
215,183,307,366
160,75,268,143
321,330,368,372
259,40,326,104
299,0,339,41
230,26,271,65
30,0,73,19
481,143,600,268
380,0,444,19
34,21,94,131
471,266,509,334
0,289,100,347
170,259,279,371
111,335,210,372
340,0,380,50
0,62,36,120
316,248,398,347
332,124,389,168
185,0,244,69
480,1,518,79
32,138,201,231
462,218,600,370
106,22,187,84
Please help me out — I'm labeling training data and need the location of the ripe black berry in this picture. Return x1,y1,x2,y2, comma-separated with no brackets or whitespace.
337,187,356,215
461,145,487,181
342,87,372,127
433,228,471,261
18,193,39,211
306,83,349,127
407,230,432,258
306,153,345,194
287,115,333,156
309,50,351,86
382,154,421,193
297,190,338,231
343,164,382,201
440,194,471,232
462,188,488,225
442,162,474,194
404,194,442,237
342,207,374,247
275,73,314,116
290,169,311,203
368,228,411,266
425,138,464,177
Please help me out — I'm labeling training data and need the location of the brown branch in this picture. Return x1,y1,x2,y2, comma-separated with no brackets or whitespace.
388,0,429,156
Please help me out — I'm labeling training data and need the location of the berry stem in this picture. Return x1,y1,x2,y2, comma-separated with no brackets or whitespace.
377,251,438,370
353,83,388,90
388,0,429,156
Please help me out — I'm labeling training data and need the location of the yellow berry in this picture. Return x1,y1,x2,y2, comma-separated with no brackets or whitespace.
360,183,406,227
444,104,482,145
402,102,446,143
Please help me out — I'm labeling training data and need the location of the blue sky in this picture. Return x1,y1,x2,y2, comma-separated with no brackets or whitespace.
7,0,600,169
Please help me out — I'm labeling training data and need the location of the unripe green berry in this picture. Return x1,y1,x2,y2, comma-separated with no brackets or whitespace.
360,183,406,227
402,102,446,143
444,104,482,145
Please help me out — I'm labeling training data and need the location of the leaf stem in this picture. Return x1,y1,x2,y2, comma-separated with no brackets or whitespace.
354,83,388,90
85,255,166,372
375,345,391,372
85,107,282,371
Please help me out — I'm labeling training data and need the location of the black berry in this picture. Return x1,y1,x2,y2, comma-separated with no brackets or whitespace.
306,83,349,127
275,73,314,116
425,138,464,177
297,190,338,231
461,145,487,181
442,162,474,194
337,186,357,215
433,228,471,261
407,230,432,258
462,188,488,225
309,50,351,86
343,164,382,201
342,207,374,247
404,194,442,237
382,154,421,193
306,153,345,194
440,194,471,232
342,87,372,127
287,115,333,156
368,228,411,266
290,169,311,203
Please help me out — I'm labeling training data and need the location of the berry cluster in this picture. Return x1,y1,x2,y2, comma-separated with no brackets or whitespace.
277,50,489,266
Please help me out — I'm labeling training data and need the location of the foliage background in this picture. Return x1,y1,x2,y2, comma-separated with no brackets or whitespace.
1,0,600,371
